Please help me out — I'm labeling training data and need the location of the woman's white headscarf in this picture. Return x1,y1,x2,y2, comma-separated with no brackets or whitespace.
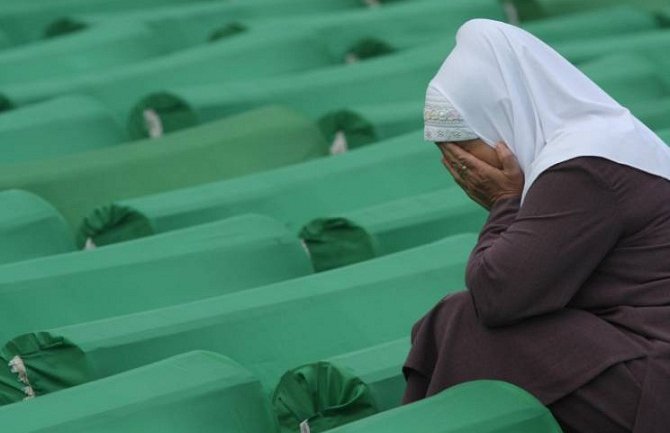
425,19,670,200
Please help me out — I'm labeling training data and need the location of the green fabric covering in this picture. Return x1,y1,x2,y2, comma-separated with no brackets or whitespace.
300,218,377,272
522,5,661,42
327,380,562,433
0,21,170,85
556,29,670,65
0,95,14,113
41,235,475,390
78,130,449,245
43,17,88,39
301,187,487,271
326,339,410,412
0,106,328,229
273,362,378,433
0,332,93,406
579,53,670,104
208,22,248,42
629,98,670,131
0,190,75,265
657,128,670,143
126,91,199,139
0,214,313,344
0,351,278,433
3,0,503,115
0,95,126,164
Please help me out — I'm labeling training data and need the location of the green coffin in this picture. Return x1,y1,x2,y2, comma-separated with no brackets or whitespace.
0,214,313,344
0,351,277,433
0,106,329,230
0,190,75,265
0,95,126,164
10,234,475,398
300,187,486,272
78,130,450,246
327,380,562,433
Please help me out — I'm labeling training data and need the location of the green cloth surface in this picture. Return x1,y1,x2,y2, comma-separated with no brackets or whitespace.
0,214,313,344
327,380,562,433
0,190,75,265
522,5,661,41
657,128,670,143
300,187,487,271
556,29,670,65
578,53,670,105
0,21,170,85
0,95,126,164
629,98,670,131
0,106,328,230
0,332,93,405
79,130,450,245
43,234,475,391
273,362,378,433
0,351,278,433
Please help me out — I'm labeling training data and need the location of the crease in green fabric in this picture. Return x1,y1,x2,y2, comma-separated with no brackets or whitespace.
345,37,395,62
208,22,248,42
0,332,93,406
43,17,88,39
273,361,378,433
127,91,199,139
299,218,377,272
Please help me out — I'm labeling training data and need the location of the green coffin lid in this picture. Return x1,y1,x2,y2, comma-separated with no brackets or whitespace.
273,362,378,433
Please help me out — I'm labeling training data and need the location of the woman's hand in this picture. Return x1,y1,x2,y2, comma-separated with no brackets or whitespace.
442,142,524,210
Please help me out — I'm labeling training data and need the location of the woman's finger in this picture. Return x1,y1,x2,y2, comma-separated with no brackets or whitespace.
442,157,468,188
446,143,494,175
495,141,522,174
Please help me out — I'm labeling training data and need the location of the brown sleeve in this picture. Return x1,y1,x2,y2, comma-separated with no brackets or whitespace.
466,158,623,328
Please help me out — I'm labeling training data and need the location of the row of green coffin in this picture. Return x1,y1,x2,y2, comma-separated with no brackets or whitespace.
0,0,401,65
2,124,668,267
119,28,670,138
0,12,665,158
1,49,669,166
0,4,658,122
0,0,413,47
0,0,503,112
81,124,670,248
0,349,562,433
0,234,474,403
0,213,315,343
0,106,329,229
0,188,487,341
0,0,503,86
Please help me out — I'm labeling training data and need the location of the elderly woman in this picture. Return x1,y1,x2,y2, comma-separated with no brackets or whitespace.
403,19,670,433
